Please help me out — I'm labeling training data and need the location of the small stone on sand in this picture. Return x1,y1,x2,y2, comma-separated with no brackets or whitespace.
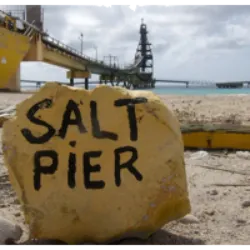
0,217,23,244
241,201,250,208
179,214,199,224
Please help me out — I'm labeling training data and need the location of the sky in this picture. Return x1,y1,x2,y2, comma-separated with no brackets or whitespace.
2,5,250,82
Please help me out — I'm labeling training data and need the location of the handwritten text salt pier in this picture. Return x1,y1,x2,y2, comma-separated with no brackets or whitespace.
21,97,148,190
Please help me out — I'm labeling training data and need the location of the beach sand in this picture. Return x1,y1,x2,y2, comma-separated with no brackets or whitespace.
1,91,250,244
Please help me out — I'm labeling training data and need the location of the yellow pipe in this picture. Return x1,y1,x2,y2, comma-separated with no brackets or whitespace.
182,131,250,150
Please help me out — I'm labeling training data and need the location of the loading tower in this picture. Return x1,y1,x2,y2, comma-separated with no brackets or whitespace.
134,18,154,88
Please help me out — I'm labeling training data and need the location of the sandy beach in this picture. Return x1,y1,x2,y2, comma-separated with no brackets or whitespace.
1,91,250,244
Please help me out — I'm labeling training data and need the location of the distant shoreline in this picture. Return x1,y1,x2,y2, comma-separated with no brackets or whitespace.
19,82,250,96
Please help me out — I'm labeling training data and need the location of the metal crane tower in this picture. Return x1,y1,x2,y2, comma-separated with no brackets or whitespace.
133,18,154,88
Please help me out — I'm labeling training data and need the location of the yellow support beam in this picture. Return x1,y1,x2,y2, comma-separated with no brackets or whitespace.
66,70,91,79
43,46,88,71
0,27,30,91
23,36,44,61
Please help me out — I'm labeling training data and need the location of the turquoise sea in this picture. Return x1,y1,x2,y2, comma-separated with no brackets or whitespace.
20,83,250,95
151,86,250,95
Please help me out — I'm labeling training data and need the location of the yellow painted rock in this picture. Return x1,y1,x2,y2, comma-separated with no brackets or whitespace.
0,114,12,127
2,82,190,244
0,106,16,127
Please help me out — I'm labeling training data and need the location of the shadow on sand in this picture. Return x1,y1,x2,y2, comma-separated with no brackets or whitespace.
6,229,205,245
111,229,205,245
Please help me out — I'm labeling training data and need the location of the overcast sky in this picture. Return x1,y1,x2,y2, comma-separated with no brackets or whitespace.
3,5,250,82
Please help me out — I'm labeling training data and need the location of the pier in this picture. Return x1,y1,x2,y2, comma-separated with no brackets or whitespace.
0,8,154,92
2,6,250,92
215,81,250,89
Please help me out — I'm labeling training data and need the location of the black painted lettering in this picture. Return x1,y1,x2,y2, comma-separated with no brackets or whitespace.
69,141,76,148
21,99,56,144
68,153,76,188
90,101,118,140
114,98,148,141
34,150,58,191
114,146,143,186
58,100,87,139
83,151,105,189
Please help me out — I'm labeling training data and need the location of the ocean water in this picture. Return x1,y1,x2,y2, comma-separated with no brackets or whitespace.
20,83,250,95
152,86,250,95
